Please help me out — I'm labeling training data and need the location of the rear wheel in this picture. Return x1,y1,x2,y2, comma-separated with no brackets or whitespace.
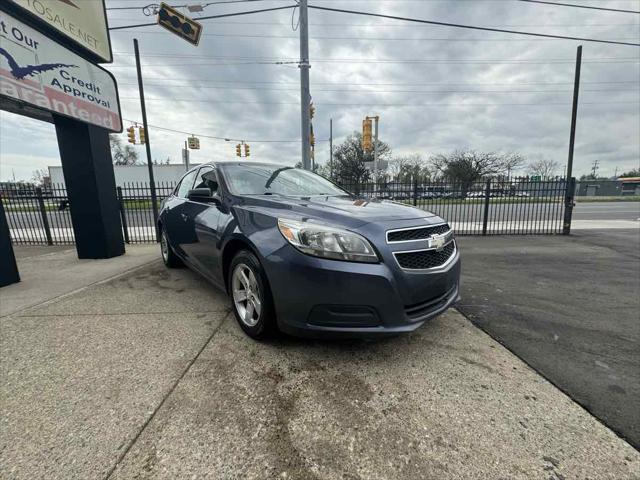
160,227,183,268
229,250,276,339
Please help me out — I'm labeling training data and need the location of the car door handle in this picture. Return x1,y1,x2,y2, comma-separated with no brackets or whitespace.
181,213,188,222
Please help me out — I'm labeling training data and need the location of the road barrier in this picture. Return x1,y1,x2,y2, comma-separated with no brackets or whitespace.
1,176,574,246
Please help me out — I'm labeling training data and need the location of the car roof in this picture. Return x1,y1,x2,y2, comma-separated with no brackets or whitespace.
208,161,289,168
184,161,296,176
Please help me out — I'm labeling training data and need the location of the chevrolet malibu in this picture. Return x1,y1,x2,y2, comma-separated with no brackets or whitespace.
159,162,460,339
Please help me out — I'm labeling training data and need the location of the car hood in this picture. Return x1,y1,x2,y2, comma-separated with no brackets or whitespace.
238,194,435,228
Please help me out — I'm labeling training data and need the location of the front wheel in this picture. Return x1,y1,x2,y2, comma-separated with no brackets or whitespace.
229,250,276,339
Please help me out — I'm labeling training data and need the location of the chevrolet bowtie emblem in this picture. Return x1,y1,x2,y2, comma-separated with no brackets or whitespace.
430,234,446,252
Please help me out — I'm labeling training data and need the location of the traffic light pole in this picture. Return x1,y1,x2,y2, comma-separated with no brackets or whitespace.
134,38,160,241
298,0,312,170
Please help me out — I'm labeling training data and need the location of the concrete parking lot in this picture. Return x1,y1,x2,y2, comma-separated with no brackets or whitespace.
1,245,638,479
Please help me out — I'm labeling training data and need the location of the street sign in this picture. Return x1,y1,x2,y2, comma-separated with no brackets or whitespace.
531,175,541,182
7,0,112,63
187,135,200,149
157,3,203,46
0,11,122,132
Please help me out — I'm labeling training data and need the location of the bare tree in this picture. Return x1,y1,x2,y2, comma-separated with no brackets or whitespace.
330,132,391,189
430,150,520,197
389,154,429,182
527,158,561,178
110,134,139,166
31,168,50,186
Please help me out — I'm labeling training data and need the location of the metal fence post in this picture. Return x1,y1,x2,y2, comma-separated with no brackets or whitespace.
562,177,576,235
412,177,418,206
117,187,130,244
36,187,53,245
482,178,491,236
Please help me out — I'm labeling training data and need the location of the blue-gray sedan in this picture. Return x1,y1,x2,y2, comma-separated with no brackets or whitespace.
159,162,460,339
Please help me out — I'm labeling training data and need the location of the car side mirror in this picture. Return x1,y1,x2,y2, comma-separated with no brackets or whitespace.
187,187,217,203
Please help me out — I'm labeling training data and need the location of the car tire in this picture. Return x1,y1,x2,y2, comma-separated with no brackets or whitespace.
229,250,277,340
160,227,183,268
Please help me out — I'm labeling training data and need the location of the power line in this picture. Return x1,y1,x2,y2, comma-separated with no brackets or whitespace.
108,4,296,30
120,97,639,106
306,5,640,46
107,59,639,67
517,0,640,14
121,117,320,143
112,78,640,86
111,52,637,62
105,0,280,11
110,29,640,42
104,18,640,28
116,83,637,94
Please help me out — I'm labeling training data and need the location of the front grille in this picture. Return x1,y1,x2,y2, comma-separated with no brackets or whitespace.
394,241,456,270
387,223,450,242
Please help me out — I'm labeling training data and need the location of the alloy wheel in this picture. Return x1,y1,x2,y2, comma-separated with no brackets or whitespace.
232,263,262,327
160,232,169,263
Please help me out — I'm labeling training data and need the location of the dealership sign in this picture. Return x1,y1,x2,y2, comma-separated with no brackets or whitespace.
8,0,112,62
0,12,121,132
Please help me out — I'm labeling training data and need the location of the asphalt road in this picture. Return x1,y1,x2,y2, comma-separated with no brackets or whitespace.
457,229,640,449
5,201,640,231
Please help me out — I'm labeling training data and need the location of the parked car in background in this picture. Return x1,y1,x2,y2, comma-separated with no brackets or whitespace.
159,162,460,339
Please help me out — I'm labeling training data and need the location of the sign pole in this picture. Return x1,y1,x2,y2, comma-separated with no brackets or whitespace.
563,45,581,235
134,38,160,242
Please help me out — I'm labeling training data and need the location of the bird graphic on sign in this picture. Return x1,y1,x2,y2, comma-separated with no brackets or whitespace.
0,48,77,80
55,0,80,8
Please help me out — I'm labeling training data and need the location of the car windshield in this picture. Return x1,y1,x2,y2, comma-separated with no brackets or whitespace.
221,164,348,196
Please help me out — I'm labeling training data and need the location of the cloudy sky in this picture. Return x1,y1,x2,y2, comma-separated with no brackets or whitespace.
1,0,639,182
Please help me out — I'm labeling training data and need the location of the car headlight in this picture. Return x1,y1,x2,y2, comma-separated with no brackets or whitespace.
277,218,379,263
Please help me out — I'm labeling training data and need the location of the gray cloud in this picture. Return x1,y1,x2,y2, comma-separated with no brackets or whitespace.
1,0,638,181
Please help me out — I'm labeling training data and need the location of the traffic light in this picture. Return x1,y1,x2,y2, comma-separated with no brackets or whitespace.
236,144,242,157
244,144,250,157
309,102,315,119
157,2,203,46
187,136,200,150
310,124,315,147
138,126,146,144
362,118,373,152
127,126,136,144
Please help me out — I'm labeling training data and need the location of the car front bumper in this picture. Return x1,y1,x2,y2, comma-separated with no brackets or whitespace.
262,242,461,338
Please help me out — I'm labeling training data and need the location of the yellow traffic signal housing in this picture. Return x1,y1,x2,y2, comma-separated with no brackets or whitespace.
362,118,373,152
138,126,146,144
127,126,136,144
236,144,242,157
157,2,203,46
244,144,250,157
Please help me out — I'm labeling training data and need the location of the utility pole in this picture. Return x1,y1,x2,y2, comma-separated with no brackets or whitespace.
183,140,190,171
134,38,160,241
563,45,581,235
591,159,599,178
373,116,379,195
298,0,311,170
329,118,333,178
